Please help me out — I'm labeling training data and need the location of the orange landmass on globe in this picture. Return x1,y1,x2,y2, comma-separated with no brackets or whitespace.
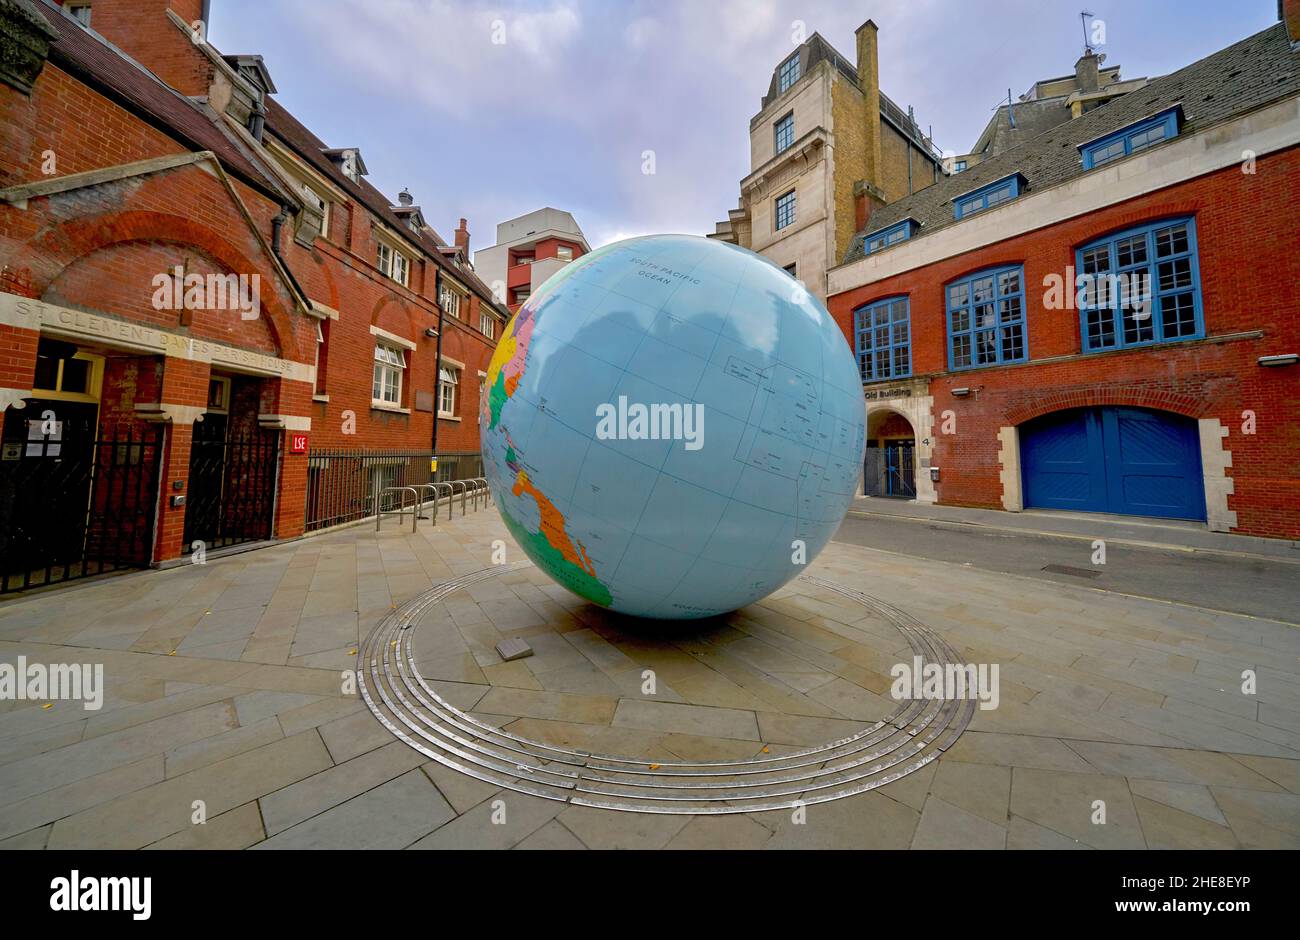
512,470,598,577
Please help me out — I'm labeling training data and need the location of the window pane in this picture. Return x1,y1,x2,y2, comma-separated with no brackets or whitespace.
60,358,90,394
1086,308,1116,349
1090,139,1126,166
1080,245,1109,274
1129,123,1166,151
1160,292,1197,338
1000,324,1024,361
1155,224,1189,257
972,276,994,303
950,307,969,333
998,269,1020,295
999,297,1022,322
952,335,971,367
1122,299,1155,344
1158,258,1192,292
985,184,1012,207
948,284,967,308
1115,234,1148,268
893,346,909,376
975,330,997,364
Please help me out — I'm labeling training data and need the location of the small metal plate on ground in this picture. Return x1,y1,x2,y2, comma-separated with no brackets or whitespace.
1042,564,1102,579
495,637,534,661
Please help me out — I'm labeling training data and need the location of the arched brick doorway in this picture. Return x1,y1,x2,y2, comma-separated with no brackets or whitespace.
865,408,916,498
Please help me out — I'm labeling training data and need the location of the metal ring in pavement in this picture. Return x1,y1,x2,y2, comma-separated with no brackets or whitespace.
357,563,974,815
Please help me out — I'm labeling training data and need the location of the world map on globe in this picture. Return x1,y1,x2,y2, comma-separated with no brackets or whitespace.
481,235,867,620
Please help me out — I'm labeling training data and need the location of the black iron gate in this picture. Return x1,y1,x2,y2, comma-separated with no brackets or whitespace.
864,440,916,498
886,440,916,498
0,404,164,594
183,419,279,551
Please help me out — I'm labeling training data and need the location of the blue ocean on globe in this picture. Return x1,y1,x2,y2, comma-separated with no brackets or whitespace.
482,234,867,620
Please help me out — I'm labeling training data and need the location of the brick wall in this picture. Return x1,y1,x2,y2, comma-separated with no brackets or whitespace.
828,147,1300,538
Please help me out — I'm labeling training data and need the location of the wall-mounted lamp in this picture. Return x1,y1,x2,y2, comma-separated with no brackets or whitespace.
929,467,940,482
424,327,439,338
951,387,972,397
1257,353,1298,367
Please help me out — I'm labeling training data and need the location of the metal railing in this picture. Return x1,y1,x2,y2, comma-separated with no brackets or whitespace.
305,448,488,532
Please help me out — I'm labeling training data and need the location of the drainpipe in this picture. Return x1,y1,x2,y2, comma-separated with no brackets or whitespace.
430,266,445,475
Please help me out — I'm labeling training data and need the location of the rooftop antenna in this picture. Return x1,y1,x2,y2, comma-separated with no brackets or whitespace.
1080,10,1094,55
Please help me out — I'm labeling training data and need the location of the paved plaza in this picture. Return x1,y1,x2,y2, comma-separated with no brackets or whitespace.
1,502,1298,850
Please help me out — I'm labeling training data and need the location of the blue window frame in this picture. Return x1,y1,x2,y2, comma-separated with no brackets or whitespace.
953,173,1023,219
778,53,801,93
946,265,1027,369
1080,108,1180,170
775,189,796,230
1076,217,1203,352
953,160,967,172
775,113,794,154
863,219,916,255
854,297,911,382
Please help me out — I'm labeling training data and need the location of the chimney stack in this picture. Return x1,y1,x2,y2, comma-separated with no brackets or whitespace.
855,21,883,190
854,180,886,233
455,218,470,255
87,1,212,97
1075,50,1100,93
1284,0,1300,45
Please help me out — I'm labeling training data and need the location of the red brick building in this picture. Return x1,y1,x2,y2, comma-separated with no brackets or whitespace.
826,12,1300,540
0,0,510,592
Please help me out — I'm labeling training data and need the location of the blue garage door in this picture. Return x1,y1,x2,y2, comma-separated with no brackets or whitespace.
1020,407,1205,521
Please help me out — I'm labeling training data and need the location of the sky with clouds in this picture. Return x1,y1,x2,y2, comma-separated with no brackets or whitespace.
208,0,1278,251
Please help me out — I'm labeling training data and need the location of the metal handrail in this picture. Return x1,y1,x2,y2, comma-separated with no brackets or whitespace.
449,480,469,516
431,482,454,522
376,485,419,532
462,477,483,511
409,483,439,522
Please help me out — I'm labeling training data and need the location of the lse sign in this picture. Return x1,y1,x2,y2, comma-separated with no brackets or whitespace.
289,433,309,454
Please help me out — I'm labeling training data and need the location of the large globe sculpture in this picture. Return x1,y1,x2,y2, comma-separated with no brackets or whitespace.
481,235,866,620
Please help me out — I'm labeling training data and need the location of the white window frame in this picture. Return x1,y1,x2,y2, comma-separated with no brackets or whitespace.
313,319,327,396
372,342,405,406
556,245,574,261
439,282,463,319
479,310,495,339
377,240,410,287
438,366,459,417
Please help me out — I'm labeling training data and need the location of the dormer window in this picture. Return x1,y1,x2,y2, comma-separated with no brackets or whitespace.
1079,107,1182,170
864,219,917,255
67,3,91,26
323,148,367,183
778,53,801,93
953,173,1024,220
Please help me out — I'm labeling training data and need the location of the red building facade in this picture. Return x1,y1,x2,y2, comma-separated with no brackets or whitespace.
0,0,509,592
827,16,1300,540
